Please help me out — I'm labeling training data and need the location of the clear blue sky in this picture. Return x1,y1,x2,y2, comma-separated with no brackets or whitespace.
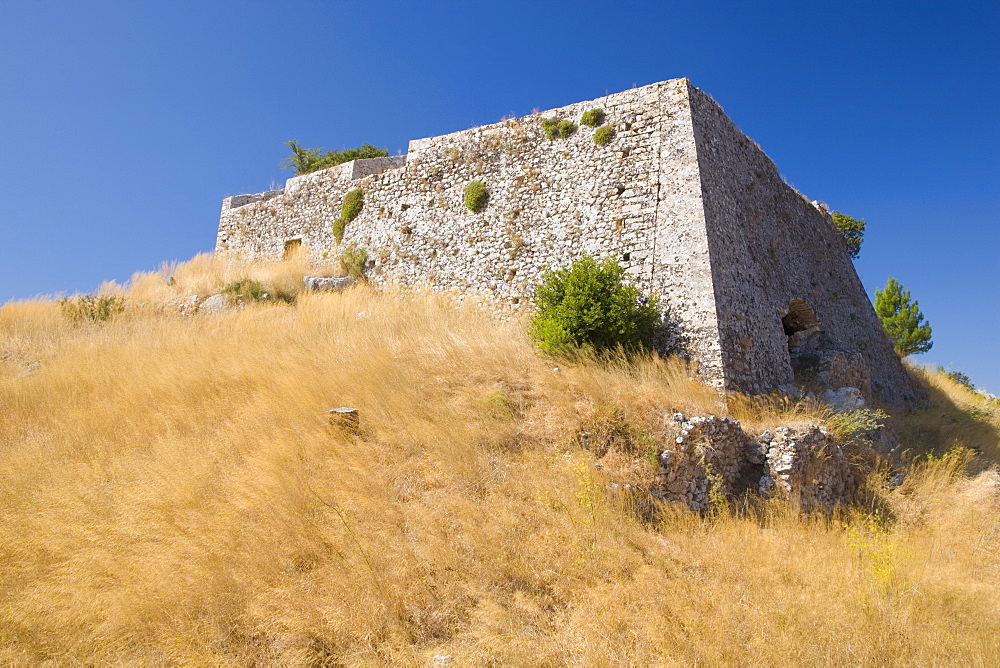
1,1,997,392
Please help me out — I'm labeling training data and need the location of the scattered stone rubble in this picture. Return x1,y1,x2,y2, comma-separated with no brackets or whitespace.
652,413,858,513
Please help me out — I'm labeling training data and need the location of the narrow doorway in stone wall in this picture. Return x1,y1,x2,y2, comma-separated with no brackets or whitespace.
283,238,302,260
781,299,822,387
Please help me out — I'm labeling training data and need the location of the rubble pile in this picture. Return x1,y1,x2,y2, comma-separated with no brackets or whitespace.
651,414,858,513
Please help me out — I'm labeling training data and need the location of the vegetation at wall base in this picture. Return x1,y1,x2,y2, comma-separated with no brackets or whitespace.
339,244,368,279
282,141,389,175
531,255,663,356
222,277,296,305
580,108,606,127
464,180,489,213
333,188,364,242
1,254,997,664
875,277,933,356
831,212,866,259
593,125,616,146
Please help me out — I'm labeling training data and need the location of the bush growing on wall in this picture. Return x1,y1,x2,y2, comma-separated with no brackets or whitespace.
556,120,577,138
541,118,578,140
581,108,605,127
593,125,616,146
281,141,388,176
333,188,364,242
464,180,489,212
530,256,663,356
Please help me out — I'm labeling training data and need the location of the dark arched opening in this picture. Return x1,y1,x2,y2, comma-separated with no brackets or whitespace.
780,299,823,386
781,299,820,337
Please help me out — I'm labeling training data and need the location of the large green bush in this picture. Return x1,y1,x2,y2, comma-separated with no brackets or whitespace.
282,141,388,175
530,256,663,356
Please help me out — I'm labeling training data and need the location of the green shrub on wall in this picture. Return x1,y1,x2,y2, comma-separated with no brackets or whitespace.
556,119,577,138
593,125,616,146
541,118,578,140
333,188,364,242
581,108,605,127
530,255,663,356
464,180,489,212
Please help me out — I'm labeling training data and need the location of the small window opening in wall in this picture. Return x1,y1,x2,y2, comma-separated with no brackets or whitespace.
622,252,631,262
283,238,302,259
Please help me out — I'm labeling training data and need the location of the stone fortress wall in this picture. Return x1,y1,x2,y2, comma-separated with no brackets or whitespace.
217,78,915,407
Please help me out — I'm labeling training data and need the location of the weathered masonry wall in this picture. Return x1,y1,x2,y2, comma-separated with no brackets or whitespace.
686,88,916,406
218,79,726,383
217,78,915,405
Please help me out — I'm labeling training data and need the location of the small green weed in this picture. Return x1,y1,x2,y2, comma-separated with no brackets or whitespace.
222,279,264,305
705,464,729,517
221,279,296,305
827,409,889,441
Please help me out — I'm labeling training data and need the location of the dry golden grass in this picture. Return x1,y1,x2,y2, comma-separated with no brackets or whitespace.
0,256,997,665
895,364,1000,464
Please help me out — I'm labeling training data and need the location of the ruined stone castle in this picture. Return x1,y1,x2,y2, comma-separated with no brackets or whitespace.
216,78,916,407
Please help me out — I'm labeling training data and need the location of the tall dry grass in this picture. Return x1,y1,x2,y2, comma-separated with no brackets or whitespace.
0,257,997,664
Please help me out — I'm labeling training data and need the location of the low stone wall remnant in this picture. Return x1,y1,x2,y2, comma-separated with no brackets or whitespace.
652,414,858,513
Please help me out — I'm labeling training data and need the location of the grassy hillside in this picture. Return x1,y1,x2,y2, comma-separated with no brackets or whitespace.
1,256,998,664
